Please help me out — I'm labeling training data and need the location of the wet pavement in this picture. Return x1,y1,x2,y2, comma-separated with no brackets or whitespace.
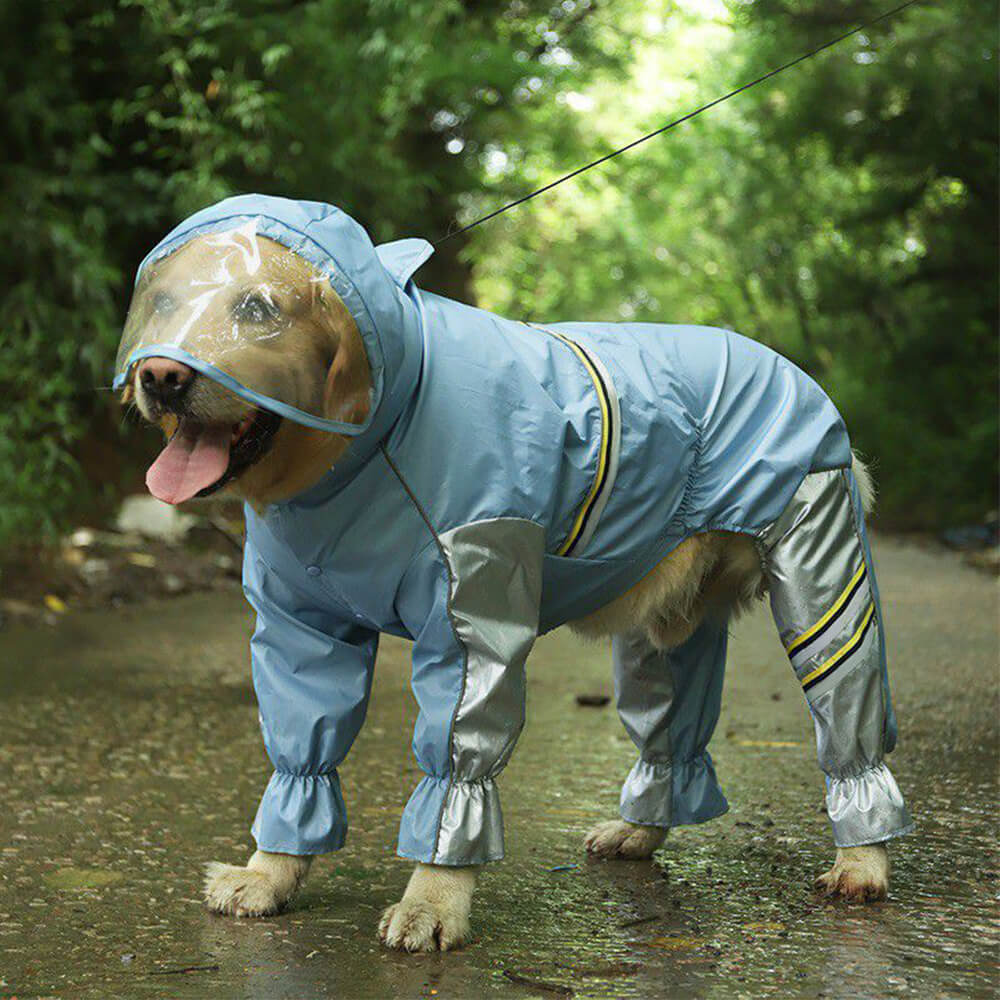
1,536,997,998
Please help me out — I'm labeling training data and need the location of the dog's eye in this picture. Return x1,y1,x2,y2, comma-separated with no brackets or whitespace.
234,292,280,324
152,291,176,316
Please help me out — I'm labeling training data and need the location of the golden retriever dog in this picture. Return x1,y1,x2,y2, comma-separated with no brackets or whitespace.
124,231,893,952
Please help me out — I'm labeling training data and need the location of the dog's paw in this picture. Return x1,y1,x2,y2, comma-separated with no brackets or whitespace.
204,862,288,917
584,819,667,859
378,897,469,952
815,844,890,902
378,864,476,953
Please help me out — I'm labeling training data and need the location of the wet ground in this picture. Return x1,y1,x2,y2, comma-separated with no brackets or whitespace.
1,536,997,999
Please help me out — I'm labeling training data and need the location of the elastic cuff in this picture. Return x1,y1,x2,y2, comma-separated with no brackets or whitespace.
826,761,914,847
619,753,729,829
397,775,504,866
251,770,347,855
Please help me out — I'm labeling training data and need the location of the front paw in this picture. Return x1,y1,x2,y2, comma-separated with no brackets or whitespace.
378,896,469,952
815,845,890,902
204,861,289,917
584,819,667,859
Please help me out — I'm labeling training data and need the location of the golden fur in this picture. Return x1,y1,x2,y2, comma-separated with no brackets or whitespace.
569,455,874,648
569,531,764,648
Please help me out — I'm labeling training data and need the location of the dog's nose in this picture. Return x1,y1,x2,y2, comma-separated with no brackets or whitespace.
138,357,194,407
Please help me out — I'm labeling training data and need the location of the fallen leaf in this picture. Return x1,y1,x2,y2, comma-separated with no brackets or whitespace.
43,595,67,613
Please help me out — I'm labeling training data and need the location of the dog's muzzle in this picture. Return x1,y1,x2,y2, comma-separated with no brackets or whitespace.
137,356,195,413
132,356,283,505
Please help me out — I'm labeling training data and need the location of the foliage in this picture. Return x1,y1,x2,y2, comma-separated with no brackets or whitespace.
0,0,995,545
1,0,279,541
0,0,619,543
475,0,999,527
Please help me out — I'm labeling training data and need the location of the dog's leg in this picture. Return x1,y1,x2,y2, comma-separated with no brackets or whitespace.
378,863,477,952
584,820,667,859
758,467,912,902
587,625,730,860
815,843,890,901
204,850,312,917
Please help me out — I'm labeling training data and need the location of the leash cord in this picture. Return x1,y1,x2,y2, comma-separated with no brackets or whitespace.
433,0,924,246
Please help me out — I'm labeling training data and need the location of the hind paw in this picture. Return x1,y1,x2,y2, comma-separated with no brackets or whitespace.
584,820,667,859
815,845,889,902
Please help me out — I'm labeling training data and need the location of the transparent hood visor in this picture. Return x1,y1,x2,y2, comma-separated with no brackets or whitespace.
114,223,373,433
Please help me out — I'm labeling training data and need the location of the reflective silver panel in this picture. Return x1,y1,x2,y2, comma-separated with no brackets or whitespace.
435,779,505,864
612,631,678,827
619,758,674,827
808,635,885,775
611,626,731,829
434,518,544,863
759,468,861,653
761,467,912,845
789,575,872,675
826,763,913,847
612,630,676,763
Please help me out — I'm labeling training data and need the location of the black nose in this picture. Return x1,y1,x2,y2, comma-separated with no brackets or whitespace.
138,357,194,408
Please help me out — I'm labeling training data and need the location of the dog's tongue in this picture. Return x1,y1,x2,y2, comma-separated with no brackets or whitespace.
146,420,231,505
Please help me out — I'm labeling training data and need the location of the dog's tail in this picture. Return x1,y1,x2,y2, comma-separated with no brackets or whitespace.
851,451,876,515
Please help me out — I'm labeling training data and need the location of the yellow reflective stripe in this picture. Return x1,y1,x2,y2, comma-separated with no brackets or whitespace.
529,326,610,557
786,562,867,656
551,332,610,556
800,602,875,688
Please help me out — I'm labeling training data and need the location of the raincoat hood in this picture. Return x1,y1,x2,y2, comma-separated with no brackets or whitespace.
114,194,430,470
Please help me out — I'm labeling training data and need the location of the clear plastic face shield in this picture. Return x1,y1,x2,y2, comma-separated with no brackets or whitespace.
114,222,373,432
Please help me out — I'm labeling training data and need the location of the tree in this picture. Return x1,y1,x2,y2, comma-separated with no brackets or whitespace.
474,0,998,526
0,0,632,545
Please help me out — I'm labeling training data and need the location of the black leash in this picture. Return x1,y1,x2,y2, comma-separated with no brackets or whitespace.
434,0,924,246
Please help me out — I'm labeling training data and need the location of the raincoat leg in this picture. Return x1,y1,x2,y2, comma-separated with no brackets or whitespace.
613,620,730,829
759,467,913,847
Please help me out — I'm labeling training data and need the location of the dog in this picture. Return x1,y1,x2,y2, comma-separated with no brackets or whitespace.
118,195,911,951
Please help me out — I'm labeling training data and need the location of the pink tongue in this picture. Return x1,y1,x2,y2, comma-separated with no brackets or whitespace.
146,421,232,505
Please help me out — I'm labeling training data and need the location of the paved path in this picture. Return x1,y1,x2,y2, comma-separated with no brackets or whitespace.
0,537,997,998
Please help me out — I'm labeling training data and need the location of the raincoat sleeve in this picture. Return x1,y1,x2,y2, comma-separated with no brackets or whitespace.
242,546,378,856
394,519,545,866
760,467,912,848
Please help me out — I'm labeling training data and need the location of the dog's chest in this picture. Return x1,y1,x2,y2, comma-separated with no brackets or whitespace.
246,470,428,635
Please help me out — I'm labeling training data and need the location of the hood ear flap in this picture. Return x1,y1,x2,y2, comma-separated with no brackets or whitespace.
314,280,373,429
375,238,434,289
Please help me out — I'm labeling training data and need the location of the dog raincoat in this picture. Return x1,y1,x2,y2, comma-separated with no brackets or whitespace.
116,195,912,864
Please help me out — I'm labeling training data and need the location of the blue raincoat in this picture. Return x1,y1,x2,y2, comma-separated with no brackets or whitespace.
119,195,911,864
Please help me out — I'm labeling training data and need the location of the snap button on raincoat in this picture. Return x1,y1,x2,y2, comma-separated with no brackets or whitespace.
117,195,911,864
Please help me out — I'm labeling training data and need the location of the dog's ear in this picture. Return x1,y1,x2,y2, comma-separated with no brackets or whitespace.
120,382,135,405
313,281,372,428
